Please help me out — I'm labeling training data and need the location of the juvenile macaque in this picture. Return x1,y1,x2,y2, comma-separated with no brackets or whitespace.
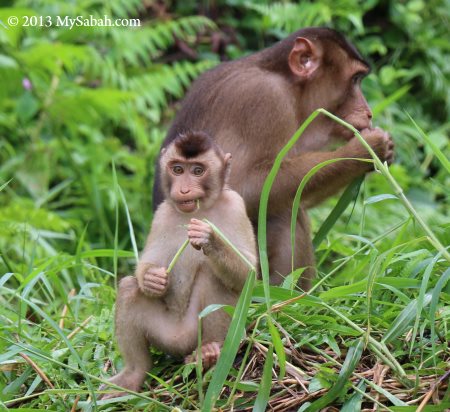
101,131,257,398
153,27,394,289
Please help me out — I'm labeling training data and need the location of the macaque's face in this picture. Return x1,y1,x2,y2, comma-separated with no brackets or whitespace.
288,38,373,145
166,158,207,213
161,143,228,214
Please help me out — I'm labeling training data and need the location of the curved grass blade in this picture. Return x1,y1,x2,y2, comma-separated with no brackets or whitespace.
305,339,364,411
257,110,321,310
382,293,433,344
406,112,450,173
317,108,450,262
253,345,273,412
167,239,189,273
410,251,443,354
202,269,256,411
0,178,12,192
267,318,286,379
203,219,255,271
291,157,372,271
313,175,364,249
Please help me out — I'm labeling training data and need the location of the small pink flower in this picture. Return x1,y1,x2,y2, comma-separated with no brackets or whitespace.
22,78,32,90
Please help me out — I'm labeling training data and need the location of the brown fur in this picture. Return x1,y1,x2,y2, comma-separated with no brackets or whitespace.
174,131,213,158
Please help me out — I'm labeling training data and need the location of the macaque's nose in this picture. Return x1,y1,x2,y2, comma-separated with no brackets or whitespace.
367,110,373,120
180,187,190,194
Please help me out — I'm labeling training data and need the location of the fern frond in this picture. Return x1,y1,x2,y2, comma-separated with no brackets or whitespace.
107,16,216,66
17,42,92,76
244,2,332,34
128,60,217,122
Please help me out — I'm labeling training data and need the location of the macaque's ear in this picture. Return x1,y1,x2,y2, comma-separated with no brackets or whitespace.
224,153,232,184
288,37,320,79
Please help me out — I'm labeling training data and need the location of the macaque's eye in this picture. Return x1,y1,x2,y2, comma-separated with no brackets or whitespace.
192,165,205,176
172,165,184,175
352,73,363,85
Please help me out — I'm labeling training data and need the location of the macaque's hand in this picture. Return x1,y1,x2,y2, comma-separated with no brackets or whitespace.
188,219,214,253
139,265,168,297
357,127,394,165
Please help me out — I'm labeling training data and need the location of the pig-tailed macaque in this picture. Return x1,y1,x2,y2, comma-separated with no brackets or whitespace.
101,131,257,398
153,27,394,290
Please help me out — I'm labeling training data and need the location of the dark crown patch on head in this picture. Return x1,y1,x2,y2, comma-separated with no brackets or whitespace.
174,131,213,158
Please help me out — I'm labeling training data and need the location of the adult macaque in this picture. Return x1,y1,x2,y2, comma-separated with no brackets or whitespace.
153,27,394,289
101,131,257,398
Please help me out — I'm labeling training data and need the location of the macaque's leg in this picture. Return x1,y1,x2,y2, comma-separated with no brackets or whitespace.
267,209,315,290
100,276,152,399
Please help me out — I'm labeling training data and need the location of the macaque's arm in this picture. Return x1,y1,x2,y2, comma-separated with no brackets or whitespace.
134,210,170,297
188,217,257,292
245,127,393,211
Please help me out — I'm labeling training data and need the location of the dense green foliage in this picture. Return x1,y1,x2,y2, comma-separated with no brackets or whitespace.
0,0,449,410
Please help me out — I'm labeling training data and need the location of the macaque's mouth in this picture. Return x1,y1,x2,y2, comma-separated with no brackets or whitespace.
175,199,200,213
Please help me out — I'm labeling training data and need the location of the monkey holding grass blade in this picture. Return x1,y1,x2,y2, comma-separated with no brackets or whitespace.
101,131,257,398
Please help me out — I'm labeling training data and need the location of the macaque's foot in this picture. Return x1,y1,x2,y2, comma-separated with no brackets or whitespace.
184,341,221,369
187,219,214,253
140,266,168,297
98,371,144,400
360,127,394,164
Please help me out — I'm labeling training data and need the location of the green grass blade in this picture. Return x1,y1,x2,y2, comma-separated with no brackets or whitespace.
318,108,450,262
429,267,450,366
341,381,365,412
267,318,286,379
257,110,321,310
167,239,189,273
305,339,363,412
252,345,273,412
382,293,433,344
313,175,364,249
112,161,120,291
292,157,372,271
406,112,450,173
118,185,139,262
0,178,12,192
202,269,256,411
203,219,255,271
409,251,442,354
372,85,411,117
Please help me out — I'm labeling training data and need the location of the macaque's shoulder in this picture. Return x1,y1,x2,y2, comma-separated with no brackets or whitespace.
151,201,180,228
220,189,246,209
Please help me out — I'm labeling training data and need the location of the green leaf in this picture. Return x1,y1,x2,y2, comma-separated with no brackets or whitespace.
429,267,450,365
382,293,432,343
267,318,286,379
341,381,365,412
305,339,364,411
258,110,321,309
406,112,450,173
253,345,273,412
313,175,364,249
202,270,256,411
320,280,367,300
364,194,398,205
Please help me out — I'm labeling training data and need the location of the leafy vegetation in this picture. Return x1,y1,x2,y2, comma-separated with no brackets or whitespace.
1,0,449,411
